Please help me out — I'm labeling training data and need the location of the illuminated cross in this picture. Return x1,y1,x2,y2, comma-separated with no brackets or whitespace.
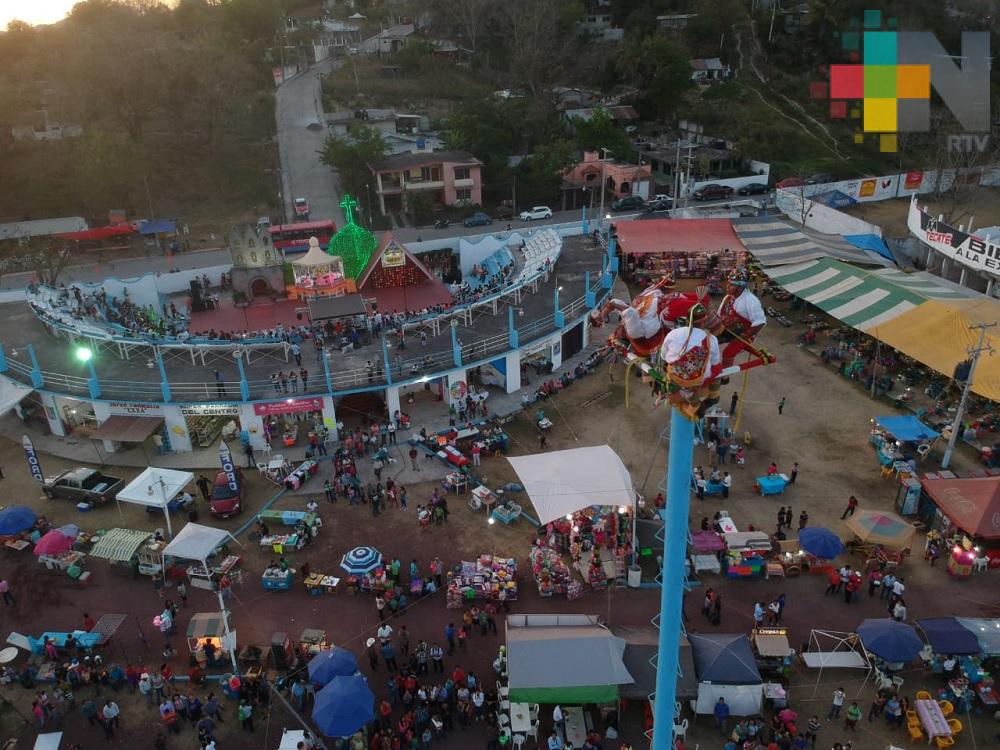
339,193,358,226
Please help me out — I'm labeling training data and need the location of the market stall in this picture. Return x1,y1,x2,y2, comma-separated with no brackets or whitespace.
754,474,789,496
87,528,154,574
116,467,195,539
723,531,771,579
445,554,517,608
844,509,916,563
529,543,574,599
918,474,1000,572
870,416,938,471
187,612,234,668
751,627,792,680
689,633,765,716
541,507,634,589
689,530,725,575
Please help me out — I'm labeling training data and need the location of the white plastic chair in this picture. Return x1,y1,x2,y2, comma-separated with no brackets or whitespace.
497,681,509,699
499,699,511,712
673,718,689,741
530,703,540,719
512,735,526,750
973,556,988,572
498,713,510,728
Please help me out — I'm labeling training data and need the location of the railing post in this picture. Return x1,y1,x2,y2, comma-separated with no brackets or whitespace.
322,352,333,394
553,287,565,328
608,234,619,273
581,205,589,235
602,254,613,289
382,335,393,385
86,359,101,399
157,351,171,402
584,271,596,308
27,344,43,388
450,322,462,367
508,306,519,349
236,355,250,401
0,343,7,373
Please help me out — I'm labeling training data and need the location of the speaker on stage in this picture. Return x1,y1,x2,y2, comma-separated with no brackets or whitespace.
190,279,205,312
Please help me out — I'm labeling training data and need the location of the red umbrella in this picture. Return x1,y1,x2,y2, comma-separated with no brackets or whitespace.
33,530,75,557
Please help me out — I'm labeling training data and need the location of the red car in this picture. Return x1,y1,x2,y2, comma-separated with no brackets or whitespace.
775,177,805,189
209,468,245,518
293,197,310,221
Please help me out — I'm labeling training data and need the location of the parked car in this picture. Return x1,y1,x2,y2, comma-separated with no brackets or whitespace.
209,468,245,518
42,467,124,505
775,177,805,189
645,198,673,212
519,206,553,221
611,195,646,211
463,212,493,227
737,183,770,195
651,194,672,202
806,173,835,185
692,184,734,201
293,197,310,220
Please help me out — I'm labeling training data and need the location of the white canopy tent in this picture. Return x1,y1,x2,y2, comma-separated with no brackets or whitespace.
162,523,239,671
0,377,33,417
116,467,194,539
507,445,636,526
802,629,874,697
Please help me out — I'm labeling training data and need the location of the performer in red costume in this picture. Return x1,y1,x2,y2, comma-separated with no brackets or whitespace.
716,275,767,368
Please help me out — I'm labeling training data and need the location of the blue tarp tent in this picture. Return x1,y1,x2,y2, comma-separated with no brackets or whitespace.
689,633,762,684
916,618,981,655
874,416,939,443
138,219,177,235
813,190,857,209
844,234,895,263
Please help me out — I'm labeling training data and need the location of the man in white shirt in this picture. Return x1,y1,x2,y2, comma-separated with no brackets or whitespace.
892,578,905,599
827,687,845,720
892,600,907,621
553,704,566,738
377,624,393,645
718,276,767,369
723,472,732,498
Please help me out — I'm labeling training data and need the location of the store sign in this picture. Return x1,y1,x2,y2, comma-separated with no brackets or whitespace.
381,243,406,268
218,441,240,493
908,200,1000,276
253,397,324,416
108,401,165,416
22,434,44,483
179,404,239,417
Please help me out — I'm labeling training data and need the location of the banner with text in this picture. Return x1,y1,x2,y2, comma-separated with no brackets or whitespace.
908,199,1000,277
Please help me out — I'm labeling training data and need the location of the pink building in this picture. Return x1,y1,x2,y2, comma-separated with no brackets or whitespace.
368,150,483,215
561,151,653,210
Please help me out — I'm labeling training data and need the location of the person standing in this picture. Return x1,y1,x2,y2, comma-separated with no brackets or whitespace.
805,716,821,748
789,462,799,484
214,370,226,398
713,697,730,735
777,507,786,530
722,472,732,498
238,699,254,732
778,396,786,414
243,442,255,469
196,474,212,502
102,699,120,736
375,595,386,621
753,601,765,626
552,705,566,740
798,510,808,530
840,495,858,519
0,578,14,605
291,342,302,366
471,443,481,466
300,367,309,390
844,701,861,731
409,446,420,472
730,392,739,415
827,688,845,721
445,622,456,654
711,592,722,625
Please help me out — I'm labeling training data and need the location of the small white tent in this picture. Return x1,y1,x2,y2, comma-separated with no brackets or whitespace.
116,467,194,538
162,523,233,567
507,445,635,526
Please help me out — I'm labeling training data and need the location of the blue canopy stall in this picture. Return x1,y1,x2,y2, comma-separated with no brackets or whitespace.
874,416,939,443
916,618,981,656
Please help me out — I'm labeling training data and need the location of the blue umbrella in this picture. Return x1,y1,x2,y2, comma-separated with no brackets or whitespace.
311,673,374,737
308,647,359,687
340,546,383,575
857,618,923,662
0,506,37,535
798,527,844,559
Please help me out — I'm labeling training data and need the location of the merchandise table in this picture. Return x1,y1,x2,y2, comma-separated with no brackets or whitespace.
443,472,470,494
259,510,319,527
262,569,294,591
303,574,340,595
755,474,789,495
38,551,86,571
260,533,306,551
691,554,721,574
717,516,738,534
471,485,498,513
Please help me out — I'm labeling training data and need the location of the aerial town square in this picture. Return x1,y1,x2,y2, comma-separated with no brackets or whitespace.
0,1,998,750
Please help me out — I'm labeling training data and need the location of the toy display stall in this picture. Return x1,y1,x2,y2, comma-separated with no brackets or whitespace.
723,531,772,578
262,567,294,591
283,459,319,490
303,573,341,596
529,544,572,598
947,539,977,578
544,506,633,587
754,474,789,496
445,554,518,609
186,554,241,591
443,472,470,494
187,612,234,667
469,485,499,514
259,513,320,553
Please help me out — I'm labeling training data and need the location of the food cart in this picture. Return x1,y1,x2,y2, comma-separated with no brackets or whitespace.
187,612,234,667
186,554,241,591
723,531,772,578
751,627,792,679
262,568,294,591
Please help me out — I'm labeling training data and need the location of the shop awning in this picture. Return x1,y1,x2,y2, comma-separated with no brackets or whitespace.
733,216,892,267
506,614,633,703
614,218,742,255
0,377,33,417
613,627,698,700
187,612,226,640
507,445,635,526
753,630,791,657
308,293,368,321
874,415,939,443
919,475,1000,540
163,523,234,567
916,618,982,655
56,224,136,242
91,415,163,443
689,633,762,684
89,528,153,563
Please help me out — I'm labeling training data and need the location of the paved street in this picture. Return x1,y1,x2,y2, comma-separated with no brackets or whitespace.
275,60,345,227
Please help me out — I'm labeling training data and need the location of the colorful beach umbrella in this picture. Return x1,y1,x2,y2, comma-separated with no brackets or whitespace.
798,527,844,559
0,506,37,535
857,618,923,662
340,546,382,575
308,647,359,687
33,530,75,557
311,673,374,737
845,510,915,549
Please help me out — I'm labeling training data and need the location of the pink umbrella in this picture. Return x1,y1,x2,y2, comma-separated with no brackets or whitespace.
33,530,75,557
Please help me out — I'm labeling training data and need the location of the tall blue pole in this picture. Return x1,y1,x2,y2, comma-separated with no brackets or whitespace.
652,408,695,750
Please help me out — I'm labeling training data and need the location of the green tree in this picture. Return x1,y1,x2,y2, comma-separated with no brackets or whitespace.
394,38,437,72
620,33,692,118
318,127,388,203
514,138,577,206
405,191,434,224
571,109,633,160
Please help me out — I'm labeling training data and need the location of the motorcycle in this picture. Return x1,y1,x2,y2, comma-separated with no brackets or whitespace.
433,219,450,229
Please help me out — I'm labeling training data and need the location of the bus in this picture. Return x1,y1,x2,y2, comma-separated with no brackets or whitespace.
269,220,337,254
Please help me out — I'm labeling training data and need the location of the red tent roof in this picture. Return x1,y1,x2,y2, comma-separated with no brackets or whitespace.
56,223,137,242
920,475,1000,539
614,218,744,255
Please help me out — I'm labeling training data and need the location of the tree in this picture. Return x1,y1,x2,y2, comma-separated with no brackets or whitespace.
494,0,584,96
571,109,633,160
514,138,577,206
318,127,388,203
394,38,437,73
16,236,73,286
620,33,692,119
434,0,493,53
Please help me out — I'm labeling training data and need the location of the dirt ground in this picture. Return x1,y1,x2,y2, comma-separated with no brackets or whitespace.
844,186,1000,239
0,302,997,750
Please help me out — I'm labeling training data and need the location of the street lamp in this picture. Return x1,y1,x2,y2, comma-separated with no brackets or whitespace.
75,347,93,363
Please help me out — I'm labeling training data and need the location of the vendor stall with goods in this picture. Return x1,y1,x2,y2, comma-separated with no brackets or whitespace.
723,531,772,578
529,543,573,598
751,627,793,680
870,416,938,473
446,554,517,608
541,506,634,589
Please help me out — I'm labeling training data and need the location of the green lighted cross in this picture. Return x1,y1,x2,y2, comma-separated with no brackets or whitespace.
339,193,358,225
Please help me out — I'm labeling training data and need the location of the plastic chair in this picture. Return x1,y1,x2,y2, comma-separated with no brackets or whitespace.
498,713,510,728
947,718,962,734
905,710,918,722
907,724,924,742
972,556,988,572
673,718,689,741
916,690,932,701
880,465,894,479
938,700,954,716
934,736,955,750
496,681,509,699
512,735,526,750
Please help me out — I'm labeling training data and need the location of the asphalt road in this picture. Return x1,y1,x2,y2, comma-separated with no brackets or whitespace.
275,59,345,227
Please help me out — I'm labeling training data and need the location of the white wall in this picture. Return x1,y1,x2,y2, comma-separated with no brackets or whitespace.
775,191,884,236
74,274,161,310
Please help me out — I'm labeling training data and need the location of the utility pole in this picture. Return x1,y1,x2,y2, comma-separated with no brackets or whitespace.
599,147,611,224
673,139,682,205
941,321,996,469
